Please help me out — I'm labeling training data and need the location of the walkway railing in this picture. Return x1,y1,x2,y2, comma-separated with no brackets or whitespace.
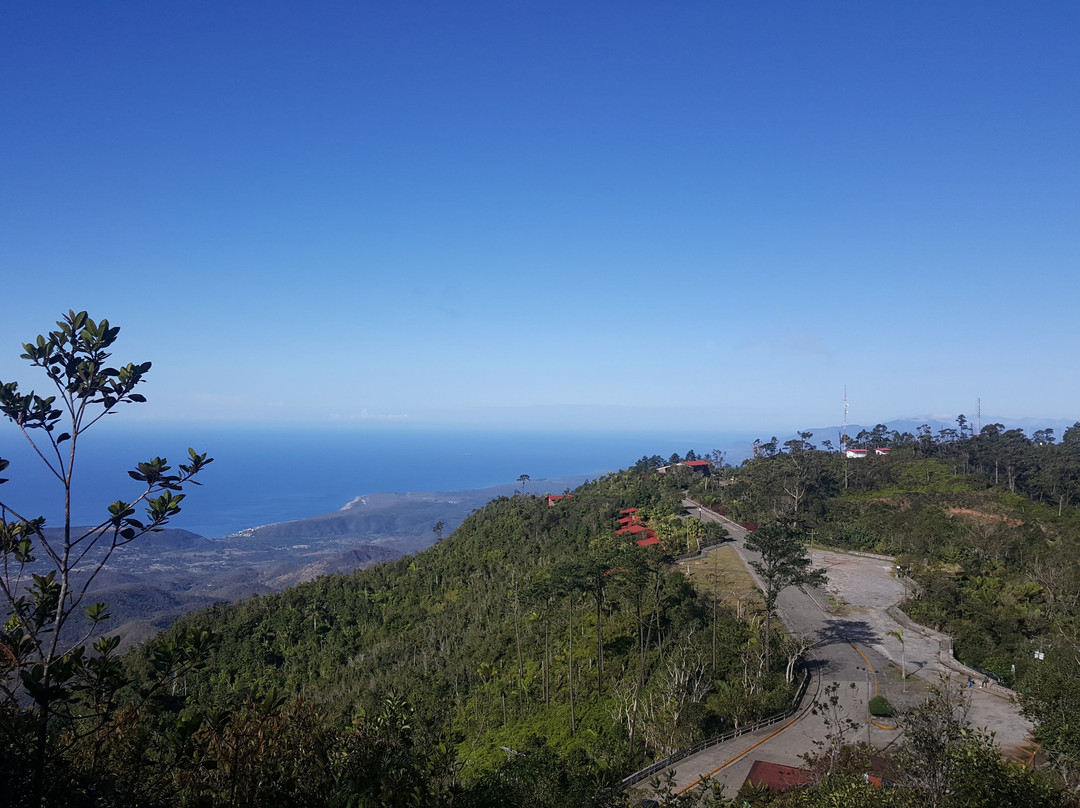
617,667,812,792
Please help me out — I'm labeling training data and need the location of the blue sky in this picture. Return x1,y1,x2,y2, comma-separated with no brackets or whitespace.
2,2,1078,435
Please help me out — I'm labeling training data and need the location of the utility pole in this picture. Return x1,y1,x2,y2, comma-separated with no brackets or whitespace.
841,386,849,453
857,665,872,745
866,665,872,745
712,547,719,673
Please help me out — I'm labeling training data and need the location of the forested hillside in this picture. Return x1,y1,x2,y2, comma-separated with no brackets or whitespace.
4,447,808,806
123,467,796,799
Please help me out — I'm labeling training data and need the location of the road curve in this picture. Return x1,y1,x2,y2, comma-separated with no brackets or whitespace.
650,502,1034,798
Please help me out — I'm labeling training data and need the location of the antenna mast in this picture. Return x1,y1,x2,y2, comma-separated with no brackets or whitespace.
976,397,981,435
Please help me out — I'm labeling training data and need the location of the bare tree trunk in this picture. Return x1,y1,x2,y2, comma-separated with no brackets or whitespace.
596,588,604,695
544,607,551,707
763,607,772,673
512,570,524,692
568,593,576,735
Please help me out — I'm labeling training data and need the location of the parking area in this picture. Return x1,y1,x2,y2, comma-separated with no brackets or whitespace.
659,507,1037,797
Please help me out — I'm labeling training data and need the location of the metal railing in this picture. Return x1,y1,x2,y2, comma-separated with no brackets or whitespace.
617,667,812,792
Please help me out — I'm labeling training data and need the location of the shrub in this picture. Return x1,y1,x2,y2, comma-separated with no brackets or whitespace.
868,695,894,717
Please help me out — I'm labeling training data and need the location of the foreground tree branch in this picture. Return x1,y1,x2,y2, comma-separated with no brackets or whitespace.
0,310,213,806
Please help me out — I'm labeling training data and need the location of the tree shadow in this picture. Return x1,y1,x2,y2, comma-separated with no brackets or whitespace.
815,618,878,647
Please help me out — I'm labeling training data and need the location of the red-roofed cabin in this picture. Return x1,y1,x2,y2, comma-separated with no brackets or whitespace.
681,460,712,475
635,535,660,547
619,508,639,515
547,494,573,507
742,761,816,794
615,523,650,536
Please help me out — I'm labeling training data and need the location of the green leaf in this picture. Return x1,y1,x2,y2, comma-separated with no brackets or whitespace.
92,634,121,654
108,500,134,518
84,602,111,623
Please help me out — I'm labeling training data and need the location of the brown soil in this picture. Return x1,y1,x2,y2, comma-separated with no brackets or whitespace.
947,507,1023,527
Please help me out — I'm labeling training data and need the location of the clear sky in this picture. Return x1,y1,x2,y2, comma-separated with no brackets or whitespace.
2,2,1078,434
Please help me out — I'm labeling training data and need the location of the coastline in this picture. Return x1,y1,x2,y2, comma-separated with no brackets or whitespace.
79,473,596,648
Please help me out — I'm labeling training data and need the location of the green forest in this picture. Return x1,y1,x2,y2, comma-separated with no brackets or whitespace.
4,315,1080,806
709,423,1080,685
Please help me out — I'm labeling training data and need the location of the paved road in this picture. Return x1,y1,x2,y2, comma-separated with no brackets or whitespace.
648,503,1035,799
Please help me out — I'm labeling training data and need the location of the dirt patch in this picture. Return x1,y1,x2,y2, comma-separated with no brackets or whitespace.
947,507,1023,527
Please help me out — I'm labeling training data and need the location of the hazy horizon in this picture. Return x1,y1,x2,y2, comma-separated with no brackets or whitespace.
2,412,1076,538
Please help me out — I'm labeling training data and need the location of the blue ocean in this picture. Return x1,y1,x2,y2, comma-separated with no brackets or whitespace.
1,423,755,539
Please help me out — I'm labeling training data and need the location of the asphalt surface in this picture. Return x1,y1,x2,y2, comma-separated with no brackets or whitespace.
641,503,1036,800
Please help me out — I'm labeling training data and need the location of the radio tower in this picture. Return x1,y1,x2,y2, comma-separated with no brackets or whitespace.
976,397,981,435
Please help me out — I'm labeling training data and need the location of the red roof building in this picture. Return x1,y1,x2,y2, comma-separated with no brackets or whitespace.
742,758,891,795
614,507,659,548
742,761,816,794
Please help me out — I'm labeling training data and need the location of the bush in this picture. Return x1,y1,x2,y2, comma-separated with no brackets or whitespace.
868,696,894,717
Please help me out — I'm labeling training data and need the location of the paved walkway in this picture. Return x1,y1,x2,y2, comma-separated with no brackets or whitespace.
636,505,1036,800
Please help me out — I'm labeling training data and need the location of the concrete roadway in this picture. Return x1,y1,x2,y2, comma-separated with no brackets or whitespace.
650,503,1035,799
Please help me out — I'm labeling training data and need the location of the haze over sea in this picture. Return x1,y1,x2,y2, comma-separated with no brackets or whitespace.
2,424,756,540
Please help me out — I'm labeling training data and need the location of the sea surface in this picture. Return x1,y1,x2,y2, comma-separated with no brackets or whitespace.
1,423,755,539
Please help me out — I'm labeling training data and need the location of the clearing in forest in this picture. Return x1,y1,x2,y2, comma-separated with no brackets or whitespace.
684,545,763,618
